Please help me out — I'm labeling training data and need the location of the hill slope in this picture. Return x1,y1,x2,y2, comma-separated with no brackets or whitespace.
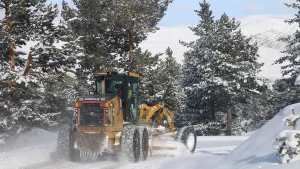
140,14,298,80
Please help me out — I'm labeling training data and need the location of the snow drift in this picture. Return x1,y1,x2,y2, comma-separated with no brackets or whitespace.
0,129,58,169
213,103,300,169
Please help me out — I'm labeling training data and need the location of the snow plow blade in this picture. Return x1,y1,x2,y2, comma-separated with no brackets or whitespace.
149,133,195,157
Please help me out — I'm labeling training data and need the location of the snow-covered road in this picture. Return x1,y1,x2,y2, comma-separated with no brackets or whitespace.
0,131,248,169
4,104,300,169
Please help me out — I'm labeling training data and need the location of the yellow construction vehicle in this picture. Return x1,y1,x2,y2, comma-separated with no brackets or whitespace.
57,72,196,162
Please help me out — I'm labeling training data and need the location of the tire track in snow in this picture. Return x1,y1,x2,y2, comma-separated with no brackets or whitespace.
22,160,118,169
196,146,237,156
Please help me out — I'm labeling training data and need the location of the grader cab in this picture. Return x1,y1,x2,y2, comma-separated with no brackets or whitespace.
57,72,196,162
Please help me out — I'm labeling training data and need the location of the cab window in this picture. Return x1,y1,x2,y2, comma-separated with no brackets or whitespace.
96,81,102,94
128,81,139,119
105,79,124,96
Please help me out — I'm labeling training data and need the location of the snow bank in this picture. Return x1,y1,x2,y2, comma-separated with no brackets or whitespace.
214,103,300,169
0,129,57,153
0,129,58,169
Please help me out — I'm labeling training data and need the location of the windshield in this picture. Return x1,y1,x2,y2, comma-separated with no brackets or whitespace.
96,77,124,97
105,79,124,95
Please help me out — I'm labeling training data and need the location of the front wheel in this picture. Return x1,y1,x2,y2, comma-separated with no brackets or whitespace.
176,126,197,153
139,127,149,161
121,125,141,162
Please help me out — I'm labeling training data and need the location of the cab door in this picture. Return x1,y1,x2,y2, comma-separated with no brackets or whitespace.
127,78,139,121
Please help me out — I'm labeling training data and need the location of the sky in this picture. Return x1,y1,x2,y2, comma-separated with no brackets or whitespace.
50,0,297,26
158,0,296,26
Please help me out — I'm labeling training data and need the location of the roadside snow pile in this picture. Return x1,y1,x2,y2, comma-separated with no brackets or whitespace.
273,108,300,164
0,129,58,169
0,128,58,153
213,103,300,169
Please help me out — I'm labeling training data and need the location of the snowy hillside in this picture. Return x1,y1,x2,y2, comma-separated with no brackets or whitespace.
140,14,298,80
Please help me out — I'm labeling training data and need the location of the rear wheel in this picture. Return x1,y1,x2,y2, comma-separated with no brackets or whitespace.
70,132,80,162
139,127,149,161
57,124,72,160
176,126,197,153
121,125,140,162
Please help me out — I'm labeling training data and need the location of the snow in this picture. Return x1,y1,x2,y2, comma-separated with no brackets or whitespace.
2,103,300,169
2,13,300,169
212,103,300,169
295,74,300,86
0,130,247,169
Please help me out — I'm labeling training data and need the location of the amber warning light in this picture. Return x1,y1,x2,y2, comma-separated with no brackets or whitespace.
102,102,108,107
75,102,82,108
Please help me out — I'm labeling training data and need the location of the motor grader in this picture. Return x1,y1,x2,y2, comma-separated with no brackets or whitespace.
57,72,196,162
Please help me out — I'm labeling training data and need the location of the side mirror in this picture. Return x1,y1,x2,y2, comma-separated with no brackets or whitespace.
148,85,154,96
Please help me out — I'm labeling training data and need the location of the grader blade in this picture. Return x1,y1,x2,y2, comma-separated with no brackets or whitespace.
149,136,190,157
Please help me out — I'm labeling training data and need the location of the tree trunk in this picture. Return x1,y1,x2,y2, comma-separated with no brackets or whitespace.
5,0,15,71
23,54,32,76
226,106,232,136
128,32,133,71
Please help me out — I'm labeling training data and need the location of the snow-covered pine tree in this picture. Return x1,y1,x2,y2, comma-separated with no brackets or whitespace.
60,0,172,95
0,0,75,145
273,0,300,109
271,78,300,113
232,80,273,135
214,14,263,135
152,47,181,113
181,1,263,135
106,0,172,71
130,47,181,125
275,1,300,81
130,47,161,100
59,0,126,95
180,0,217,126
273,108,300,163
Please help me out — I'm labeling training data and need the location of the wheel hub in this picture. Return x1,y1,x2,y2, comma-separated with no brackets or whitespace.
186,133,195,151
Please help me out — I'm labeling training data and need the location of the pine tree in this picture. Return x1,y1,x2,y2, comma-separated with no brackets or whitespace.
181,1,263,135
0,0,74,144
152,47,181,113
59,0,126,95
232,80,273,135
273,108,300,164
180,0,217,125
105,0,172,70
273,0,300,109
130,47,161,100
275,0,300,82
60,0,172,96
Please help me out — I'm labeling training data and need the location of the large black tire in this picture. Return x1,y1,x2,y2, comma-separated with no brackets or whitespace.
139,127,149,161
121,125,140,163
176,126,197,154
57,124,72,160
69,133,80,162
